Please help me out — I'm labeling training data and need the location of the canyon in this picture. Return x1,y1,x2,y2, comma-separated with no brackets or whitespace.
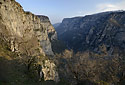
0,0,125,85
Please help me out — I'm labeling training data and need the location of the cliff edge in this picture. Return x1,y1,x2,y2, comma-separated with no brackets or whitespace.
0,0,59,84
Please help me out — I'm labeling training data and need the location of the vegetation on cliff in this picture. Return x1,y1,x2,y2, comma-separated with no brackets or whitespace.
0,0,125,85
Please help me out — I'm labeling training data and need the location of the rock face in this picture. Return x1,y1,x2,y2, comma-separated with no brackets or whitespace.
55,11,125,84
55,11,125,54
42,60,59,82
0,0,59,83
37,15,57,41
37,15,58,54
0,0,55,56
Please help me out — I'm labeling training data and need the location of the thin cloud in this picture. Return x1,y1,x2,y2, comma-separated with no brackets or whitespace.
76,1,125,18
96,1,125,12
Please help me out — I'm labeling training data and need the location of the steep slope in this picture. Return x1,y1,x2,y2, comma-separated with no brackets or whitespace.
55,11,125,85
37,15,57,41
55,11,125,54
0,0,55,56
0,0,59,84
53,23,61,28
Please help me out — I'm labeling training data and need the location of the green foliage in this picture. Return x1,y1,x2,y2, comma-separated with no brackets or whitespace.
97,81,109,85
0,38,40,84
0,38,17,60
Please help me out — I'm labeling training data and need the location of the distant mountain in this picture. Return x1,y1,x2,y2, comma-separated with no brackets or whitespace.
54,12,125,84
1,0,125,84
53,23,61,28
55,11,125,54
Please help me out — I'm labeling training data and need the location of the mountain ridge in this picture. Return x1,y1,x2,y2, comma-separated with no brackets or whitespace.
0,0,125,84
54,11,125,85
55,11,125,54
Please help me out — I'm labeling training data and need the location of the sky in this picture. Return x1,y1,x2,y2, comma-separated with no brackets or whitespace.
15,0,125,24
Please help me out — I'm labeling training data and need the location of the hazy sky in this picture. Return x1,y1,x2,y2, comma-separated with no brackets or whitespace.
16,0,125,24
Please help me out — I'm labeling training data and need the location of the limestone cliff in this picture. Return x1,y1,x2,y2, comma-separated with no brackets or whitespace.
0,0,55,56
37,15,58,54
55,11,125,85
37,15,57,41
55,11,125,54
0,0,59,83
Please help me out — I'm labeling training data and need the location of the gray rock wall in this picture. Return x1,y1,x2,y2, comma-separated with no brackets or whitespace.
0,0,59,82
0,0,55,56
55,11,125,54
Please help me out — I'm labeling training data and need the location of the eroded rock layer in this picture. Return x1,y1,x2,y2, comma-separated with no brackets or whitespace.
55,11,125,54
0,0,59,83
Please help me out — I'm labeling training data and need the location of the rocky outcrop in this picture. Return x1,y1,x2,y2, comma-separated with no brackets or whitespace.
37,15,57,41
55,11,125,54
42,60,59,82
0,0,55,56
0,0,59,83
37,15,58,54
